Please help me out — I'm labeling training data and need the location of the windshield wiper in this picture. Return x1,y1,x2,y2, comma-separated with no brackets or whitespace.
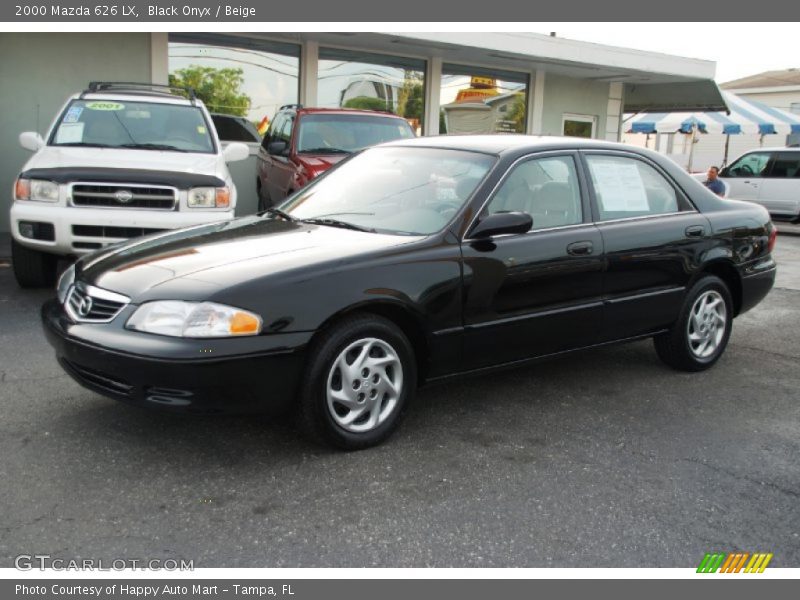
53,142,119,148
299,147,352,154
301,218,375,233
120,143,189,152
258,207,296,221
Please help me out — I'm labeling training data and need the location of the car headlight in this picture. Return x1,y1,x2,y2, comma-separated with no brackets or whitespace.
56,264,76,304
15,178,59,202
126,301,261,338
187,187,230,209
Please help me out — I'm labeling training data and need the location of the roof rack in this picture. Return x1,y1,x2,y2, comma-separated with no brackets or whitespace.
279,103,304,111
81,82,197,104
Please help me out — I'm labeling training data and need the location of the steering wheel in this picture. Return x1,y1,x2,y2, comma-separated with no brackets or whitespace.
739,164,754,175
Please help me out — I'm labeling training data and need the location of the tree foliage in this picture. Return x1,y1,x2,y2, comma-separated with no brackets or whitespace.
343,96,392,112
169,66,251,117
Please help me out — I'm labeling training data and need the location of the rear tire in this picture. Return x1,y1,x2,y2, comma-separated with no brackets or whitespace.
11,239,58,288
297,314,416,450
257,179,272,212
654,275,733,372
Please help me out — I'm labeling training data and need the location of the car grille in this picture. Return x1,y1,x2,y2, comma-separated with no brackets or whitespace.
60,358,133,398
65,284,129,323
71,184,176,210
72,225,166,238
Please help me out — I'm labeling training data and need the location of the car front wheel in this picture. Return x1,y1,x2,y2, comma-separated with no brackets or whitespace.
12,239,58,288
654,275,733,372
297,314,416,450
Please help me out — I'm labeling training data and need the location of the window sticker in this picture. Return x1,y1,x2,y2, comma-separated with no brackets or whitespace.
63,106,83,124
197,125,207,134
590,160,649,211
85,101,125,111
55,122,84,144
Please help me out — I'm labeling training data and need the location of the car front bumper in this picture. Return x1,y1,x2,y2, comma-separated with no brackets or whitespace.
41,299,311,414
11,202,234,256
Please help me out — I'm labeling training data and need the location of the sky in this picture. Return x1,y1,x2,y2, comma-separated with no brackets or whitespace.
535,23,797,84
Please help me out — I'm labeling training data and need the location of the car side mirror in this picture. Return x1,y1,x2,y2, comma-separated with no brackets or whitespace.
469,211,533,239
223,142,249,163
268,140,288,156
19,131,45,152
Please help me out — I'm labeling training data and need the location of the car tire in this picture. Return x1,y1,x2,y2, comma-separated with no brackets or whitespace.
297,314,416,450
11,239,58,288
654,275,733,372
257,180,272,212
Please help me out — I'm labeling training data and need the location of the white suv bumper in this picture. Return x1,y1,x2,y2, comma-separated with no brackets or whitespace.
11,201,234,255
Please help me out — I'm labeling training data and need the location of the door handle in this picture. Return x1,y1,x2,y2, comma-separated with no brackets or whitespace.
685,225,705,238
567,241,593,256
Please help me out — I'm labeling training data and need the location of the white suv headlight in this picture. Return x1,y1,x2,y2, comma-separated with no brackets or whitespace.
126,301,261,338
15,178,59,202
188,186,231,209
56,264,76,304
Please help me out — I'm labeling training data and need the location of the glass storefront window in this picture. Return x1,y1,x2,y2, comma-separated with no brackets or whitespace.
439,64,529,135
168,34,300,138
317,48,426,134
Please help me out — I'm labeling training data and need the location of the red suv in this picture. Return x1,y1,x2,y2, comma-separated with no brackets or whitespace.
256,105,416,209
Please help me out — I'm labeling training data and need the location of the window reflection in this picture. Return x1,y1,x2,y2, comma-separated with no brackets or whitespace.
168,34,299,132
440,65,528,134
317,48,425,134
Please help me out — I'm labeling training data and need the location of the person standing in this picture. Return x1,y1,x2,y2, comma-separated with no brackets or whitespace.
704,166,726,197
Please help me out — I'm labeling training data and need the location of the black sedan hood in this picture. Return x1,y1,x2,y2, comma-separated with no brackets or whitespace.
78,217,422,300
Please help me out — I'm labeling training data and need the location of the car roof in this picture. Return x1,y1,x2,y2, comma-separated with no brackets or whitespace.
290,107,406,119
737,146,800,153
383,134,637,155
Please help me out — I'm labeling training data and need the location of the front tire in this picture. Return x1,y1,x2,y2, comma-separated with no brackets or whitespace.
11,239,58,288
654,275,733,372
297,314,416,450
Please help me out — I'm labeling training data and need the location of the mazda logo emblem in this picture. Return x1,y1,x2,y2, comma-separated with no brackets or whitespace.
77,295,93,317
114,189,134,203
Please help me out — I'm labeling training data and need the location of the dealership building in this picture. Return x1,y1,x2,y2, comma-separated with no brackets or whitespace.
0,31,725,234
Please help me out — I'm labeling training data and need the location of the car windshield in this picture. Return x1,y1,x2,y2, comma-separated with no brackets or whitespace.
280,146,495,235
296,114,415,154
50,99,215,153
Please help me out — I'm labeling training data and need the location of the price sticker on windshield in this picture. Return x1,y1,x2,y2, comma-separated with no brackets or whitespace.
85,101,125,111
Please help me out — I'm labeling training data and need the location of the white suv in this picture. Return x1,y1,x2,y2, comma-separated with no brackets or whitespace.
718,147,800,223
10,82,249,287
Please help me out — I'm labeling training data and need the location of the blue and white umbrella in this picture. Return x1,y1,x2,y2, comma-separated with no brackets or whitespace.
627,91,800,136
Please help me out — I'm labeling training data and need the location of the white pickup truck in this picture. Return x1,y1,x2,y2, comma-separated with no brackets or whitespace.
10,82,250,287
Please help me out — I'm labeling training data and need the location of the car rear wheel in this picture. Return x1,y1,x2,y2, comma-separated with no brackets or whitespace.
11,239,58,288
297,314,416,450
654,275,733,372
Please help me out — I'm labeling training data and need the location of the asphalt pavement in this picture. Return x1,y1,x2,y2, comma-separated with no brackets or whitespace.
0,235,798,568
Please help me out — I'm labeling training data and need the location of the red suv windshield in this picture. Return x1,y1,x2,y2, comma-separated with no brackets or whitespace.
297,113,415,154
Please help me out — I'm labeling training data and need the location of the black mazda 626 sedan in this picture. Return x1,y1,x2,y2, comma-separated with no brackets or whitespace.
43,136,777,449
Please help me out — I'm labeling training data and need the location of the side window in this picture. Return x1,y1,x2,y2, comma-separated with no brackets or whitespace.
726,152,772,178
768,152,800,178
262,114,284,150
487,155,582,230
279,115,294,145
585,155,680,221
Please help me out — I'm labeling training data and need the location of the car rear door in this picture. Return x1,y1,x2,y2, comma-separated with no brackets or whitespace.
461,152,605,370
756,151,800,219
581,151,711,341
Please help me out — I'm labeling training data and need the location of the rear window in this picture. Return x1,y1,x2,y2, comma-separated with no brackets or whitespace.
297,114,415,154
50,99,215,154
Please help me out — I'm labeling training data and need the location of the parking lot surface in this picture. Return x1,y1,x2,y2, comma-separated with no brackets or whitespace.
1,235,798,568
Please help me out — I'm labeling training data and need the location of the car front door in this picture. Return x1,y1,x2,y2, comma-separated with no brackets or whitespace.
257,114,284,204
720,151,772,202
582,151,711,341
268,114,298,201
756,151,800,219
461,152,605,370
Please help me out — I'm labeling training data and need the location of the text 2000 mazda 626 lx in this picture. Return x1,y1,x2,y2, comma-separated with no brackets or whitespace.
42,136,777,449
